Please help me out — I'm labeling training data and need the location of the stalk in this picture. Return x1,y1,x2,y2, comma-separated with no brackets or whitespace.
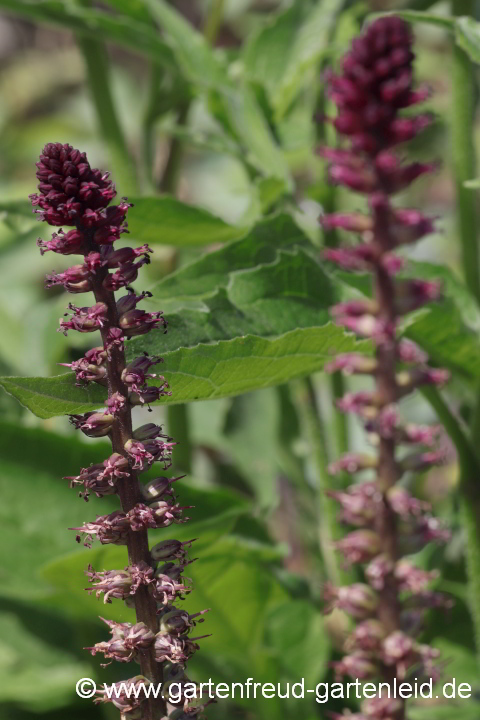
31,143,210,719
321,18,453,720
449,0,480,664
85,235,165,719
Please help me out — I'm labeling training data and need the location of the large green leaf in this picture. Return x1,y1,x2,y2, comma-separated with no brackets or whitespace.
1,324,362,417
0,610,91,712
243,0,341,120
128,196,249,247
0,214,367,418
148,214,311,307
0,422,113,598
0,0,175,68
0,373,106,419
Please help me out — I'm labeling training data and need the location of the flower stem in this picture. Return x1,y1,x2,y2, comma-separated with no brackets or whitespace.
451,0,480,303
86,238,165,720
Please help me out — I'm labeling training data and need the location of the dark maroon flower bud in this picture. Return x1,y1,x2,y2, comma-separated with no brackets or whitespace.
401,449,446,472
124,434,175,471
105,326,125,356
72,510,130,547
329,164,377,193
59,302,108,335
65,462,118,501
328,453,378,476
104,244,152,268
119,308,168,337
129,384,171,407
95,676,151,712
84,251,103,270
325,354,378,376
121,353,163,389
86,565,133,603
394,278,443,315
331,652,378,680
69,411,114,438
365,554,395,591
394,559,439,593
321,212,373,234
31,143,119,227
151,570,191,605
362,697,404,719
37,228,85,255
324,582,378,619
124,622,155,650
328,482,382,526
46,265,92,293
59,351,108,386
346,619,387,652
140,476,179,502
382,630,413,666
397,338,429,364
324,245,404,274
336,391,377,419
391,208,436,246
154,632,196,664
103,261,145,291
104,392,126,415
335,529,382,566
387,486,430,517
150,538,195,562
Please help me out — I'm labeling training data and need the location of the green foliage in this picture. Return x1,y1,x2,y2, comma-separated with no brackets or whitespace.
243,0,341,120
0,0,176,67
0,1,479,718
128,196,249,246
0,374,106,419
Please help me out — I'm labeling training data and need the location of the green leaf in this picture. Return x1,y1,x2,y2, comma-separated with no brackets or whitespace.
143,0,291,184
404,261,480,381
0,422,114,598
0,373,106,419
264,601,330,687
128,196,249,246
0,199,35,220
144,0,229,90
455,16,480,64
221,85,292,182
147,214,311,305
0,0,175,68
377,10,454,30
244,0,341,120
0,611,91,712
2,325,363,417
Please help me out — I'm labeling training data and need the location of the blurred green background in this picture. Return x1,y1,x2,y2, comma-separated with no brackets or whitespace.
0,1,479,719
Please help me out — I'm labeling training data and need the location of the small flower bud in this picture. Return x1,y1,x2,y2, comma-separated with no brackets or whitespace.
150,538,195,562
335,530,382,566
324,582,378,619
69,411,114,438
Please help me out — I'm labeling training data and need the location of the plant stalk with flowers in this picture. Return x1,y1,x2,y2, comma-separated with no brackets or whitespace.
30,143,211,720
321,17,453,720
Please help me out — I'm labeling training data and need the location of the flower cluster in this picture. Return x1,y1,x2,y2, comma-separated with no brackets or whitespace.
32,143,209,719
321,18,451,720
